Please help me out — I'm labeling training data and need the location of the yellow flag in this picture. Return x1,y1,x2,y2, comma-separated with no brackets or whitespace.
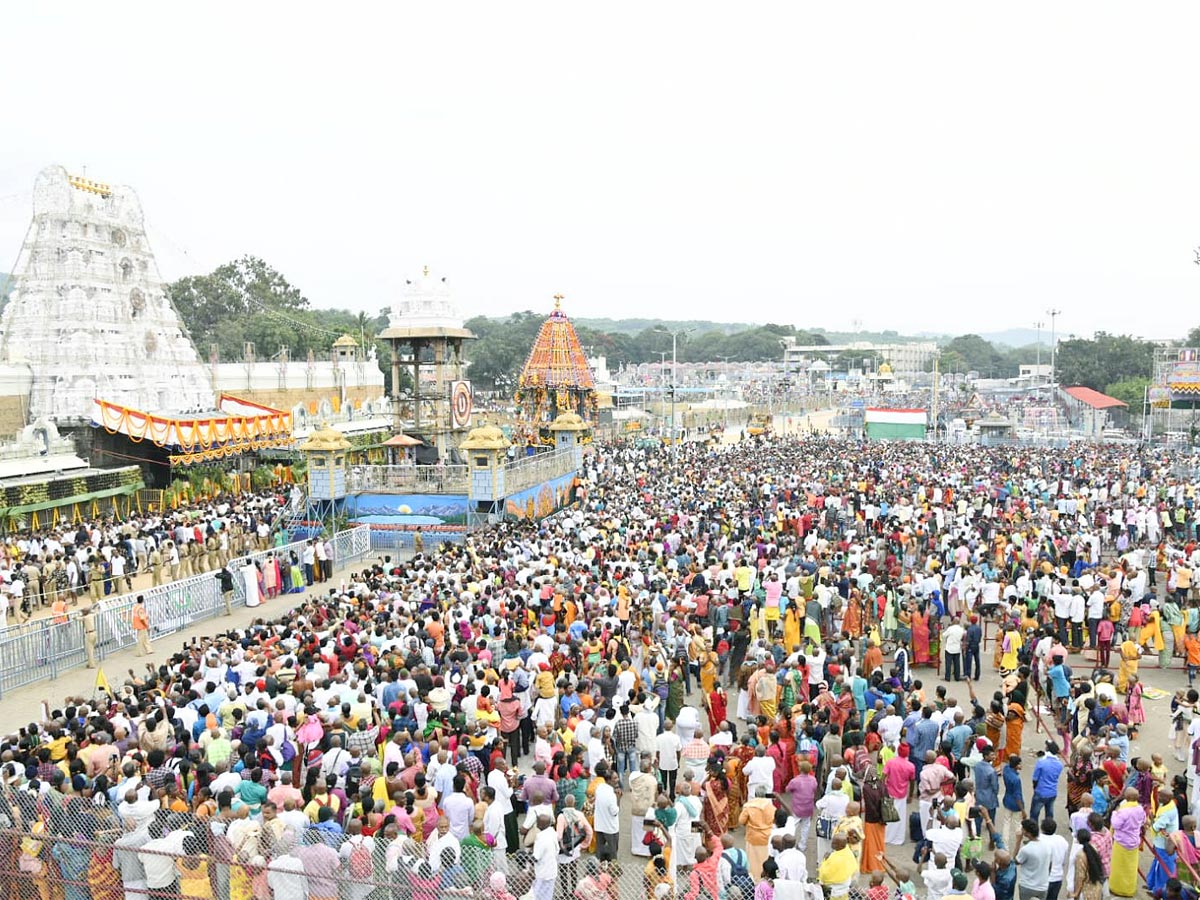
95,667,111,695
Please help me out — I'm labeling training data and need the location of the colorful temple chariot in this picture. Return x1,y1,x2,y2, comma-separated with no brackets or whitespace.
513,295,596,446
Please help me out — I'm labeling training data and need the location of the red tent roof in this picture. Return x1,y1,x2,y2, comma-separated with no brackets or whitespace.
1062,386,1127,410
383,433,423,447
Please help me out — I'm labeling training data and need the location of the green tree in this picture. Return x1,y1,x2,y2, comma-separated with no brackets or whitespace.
167,257,390,381
940,334,1010,377
1104,376,1151,410
1055,332,1154,390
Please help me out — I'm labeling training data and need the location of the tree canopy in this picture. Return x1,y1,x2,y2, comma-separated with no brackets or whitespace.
1054,332,1155,392
167,256,386,362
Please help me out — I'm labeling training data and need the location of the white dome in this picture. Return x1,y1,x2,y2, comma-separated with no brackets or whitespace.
387,267,463,330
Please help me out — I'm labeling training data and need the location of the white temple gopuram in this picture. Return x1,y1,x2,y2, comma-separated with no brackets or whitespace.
0,165,214,424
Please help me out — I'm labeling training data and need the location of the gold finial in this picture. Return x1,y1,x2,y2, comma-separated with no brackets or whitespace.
423,265,430,277
553,293,564,310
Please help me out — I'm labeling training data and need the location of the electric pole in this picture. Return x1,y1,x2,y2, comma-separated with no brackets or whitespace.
1046,308,1061,390
655,327,694,445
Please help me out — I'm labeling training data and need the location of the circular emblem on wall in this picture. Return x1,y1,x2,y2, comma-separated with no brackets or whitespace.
451,381,473,428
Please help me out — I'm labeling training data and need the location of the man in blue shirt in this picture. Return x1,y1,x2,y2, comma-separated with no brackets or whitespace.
992,848,1018,900
907,707,941,781
974,746,1000,824
1047,656,1072,700
999,754,1025,849
946,712,975,766
965,615,983,680
1029,742,1064,825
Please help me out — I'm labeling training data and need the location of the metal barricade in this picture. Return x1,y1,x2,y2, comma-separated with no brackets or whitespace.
0,525,373,698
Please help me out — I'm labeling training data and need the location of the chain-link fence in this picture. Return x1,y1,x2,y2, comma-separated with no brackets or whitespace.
0,525,373,698
0,789,819,900
0,819,704,900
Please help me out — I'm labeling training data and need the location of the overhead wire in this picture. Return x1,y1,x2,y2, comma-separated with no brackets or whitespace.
146,218,352,342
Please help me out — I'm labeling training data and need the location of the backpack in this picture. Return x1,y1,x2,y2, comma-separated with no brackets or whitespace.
561,811,588,854
345,759,362,795
279,735,296,764
722,849,755,897
348,837,373,880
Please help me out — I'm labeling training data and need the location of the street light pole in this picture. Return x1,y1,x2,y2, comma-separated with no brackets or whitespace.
719,355,733,429
655,350,668,432
1034,320,1044,379
655,327,694,444
1046,309,1061,391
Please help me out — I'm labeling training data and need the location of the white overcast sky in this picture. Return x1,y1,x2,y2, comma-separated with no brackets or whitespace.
2,4,1199,340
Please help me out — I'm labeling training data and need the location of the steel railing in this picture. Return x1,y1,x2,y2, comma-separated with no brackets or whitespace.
0,524,373,698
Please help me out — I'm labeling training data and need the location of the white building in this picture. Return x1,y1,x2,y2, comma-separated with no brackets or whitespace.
781,338,938,377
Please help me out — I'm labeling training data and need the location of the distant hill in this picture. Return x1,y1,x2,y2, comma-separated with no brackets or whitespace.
978,327,1047,348
572,317,755,336
809,328,927,345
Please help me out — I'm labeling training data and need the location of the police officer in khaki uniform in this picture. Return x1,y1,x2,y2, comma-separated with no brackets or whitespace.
149,544,164,586
43,556,59,609
82,603,98,668
189,539,203,575
88,556,105,601
178,539,191,578
205,532,220,573
22,559,41,611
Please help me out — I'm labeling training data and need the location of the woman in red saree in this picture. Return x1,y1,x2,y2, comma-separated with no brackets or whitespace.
815,685,838,725
843,592,862,638
727,744,754,826
702,768,731,837
911,604,932,665
832,685,855,730
705,686,728,736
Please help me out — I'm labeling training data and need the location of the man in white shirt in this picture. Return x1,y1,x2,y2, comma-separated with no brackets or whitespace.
266,848,308,900
877,706,904,748
117,788,158,831
926,808,964,862
427,816,461,873
1068,591,1086,650
635,698,660,756
442,776,475,840
941,618,965,681
1053,588,1073,646
1040,817,1070,896
655,723,682,797
777,833,807,881
743,745,777,797
482,786,509,872
139,827,189,892
1087,587,1108,649
592,769,621,861
531,813,559,900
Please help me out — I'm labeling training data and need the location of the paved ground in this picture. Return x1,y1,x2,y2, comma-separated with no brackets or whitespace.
0,548,393,724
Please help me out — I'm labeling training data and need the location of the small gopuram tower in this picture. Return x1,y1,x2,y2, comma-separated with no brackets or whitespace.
378,267,475,462
514,295,596,448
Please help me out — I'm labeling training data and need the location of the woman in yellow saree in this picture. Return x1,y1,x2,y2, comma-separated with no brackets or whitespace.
700,649,719,697
1116,638,1141,693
